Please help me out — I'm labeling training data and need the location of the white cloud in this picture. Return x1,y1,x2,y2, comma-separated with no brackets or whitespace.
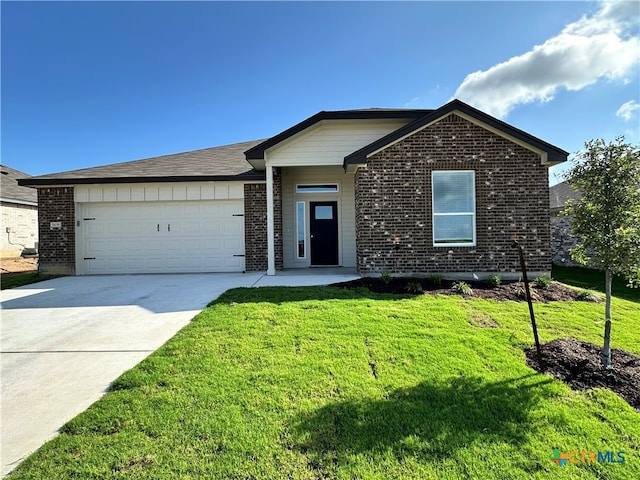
404,96,422,108
454,1,640,118
616,100,640,121
404,84,445,108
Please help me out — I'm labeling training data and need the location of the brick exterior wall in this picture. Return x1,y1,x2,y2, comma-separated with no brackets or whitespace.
243,174,283,272
37,187,76,275
355,113,551,278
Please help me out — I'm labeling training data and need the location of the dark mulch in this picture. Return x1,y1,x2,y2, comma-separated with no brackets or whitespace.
331,277,588,302
526,338,640,411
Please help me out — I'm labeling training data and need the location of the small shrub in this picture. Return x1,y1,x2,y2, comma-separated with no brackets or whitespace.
487,275,502,288
380,269,392,285
515,283,540,301
577,290,602,303
405,281,423,294
429,274,444,285
535,276,552,289
451,281,473,296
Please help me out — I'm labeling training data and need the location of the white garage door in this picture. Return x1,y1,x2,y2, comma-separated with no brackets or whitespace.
78,201,245,274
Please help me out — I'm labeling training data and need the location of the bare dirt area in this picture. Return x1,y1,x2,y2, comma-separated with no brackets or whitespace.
332,277,588,303
0,256,38,274
525,338,640,411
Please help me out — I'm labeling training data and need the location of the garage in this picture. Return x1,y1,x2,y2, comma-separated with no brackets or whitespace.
16,140,265,276
77,200,245,274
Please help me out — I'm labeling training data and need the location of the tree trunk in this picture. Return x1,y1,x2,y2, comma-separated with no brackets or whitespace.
602,269,612,368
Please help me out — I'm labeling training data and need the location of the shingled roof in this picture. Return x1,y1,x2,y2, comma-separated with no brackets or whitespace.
18,139,265,187
550,181,582,213
1,165,37,204
19,102,569,187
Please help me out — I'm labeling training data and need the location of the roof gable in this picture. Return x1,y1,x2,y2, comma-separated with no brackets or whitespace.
1,165,37,204
344,99,569,169
244,109,432,163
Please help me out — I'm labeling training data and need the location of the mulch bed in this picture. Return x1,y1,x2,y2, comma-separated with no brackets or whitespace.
331,277,588,302
526,338,640,411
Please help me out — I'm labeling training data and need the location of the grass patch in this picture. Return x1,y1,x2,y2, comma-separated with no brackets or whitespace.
9,286,640,479
552,265,639,302
0,272,58,290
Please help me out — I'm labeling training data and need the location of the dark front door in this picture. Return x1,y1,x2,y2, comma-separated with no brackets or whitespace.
310,201,339,266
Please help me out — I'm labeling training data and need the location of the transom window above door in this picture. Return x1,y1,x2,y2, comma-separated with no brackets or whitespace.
296,184,339,193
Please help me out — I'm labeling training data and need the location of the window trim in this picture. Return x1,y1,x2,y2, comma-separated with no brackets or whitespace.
431,170,476,247
296,184,339,194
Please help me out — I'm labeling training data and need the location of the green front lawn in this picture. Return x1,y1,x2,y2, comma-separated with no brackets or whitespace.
552,265,639,302
0,272,60,290
10,286,640,479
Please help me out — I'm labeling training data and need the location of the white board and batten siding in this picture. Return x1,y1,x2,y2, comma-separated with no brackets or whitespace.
74,182,247,275
75,183,245,203
266,119,410,167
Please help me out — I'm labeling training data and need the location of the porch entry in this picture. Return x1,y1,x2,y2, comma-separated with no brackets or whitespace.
310,201,339,265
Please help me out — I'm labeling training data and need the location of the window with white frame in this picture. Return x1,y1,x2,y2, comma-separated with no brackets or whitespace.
296,184,339,193
431,170,476,246
296,201,306,258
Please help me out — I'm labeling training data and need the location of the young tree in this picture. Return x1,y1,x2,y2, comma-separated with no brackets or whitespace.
563,136,640,368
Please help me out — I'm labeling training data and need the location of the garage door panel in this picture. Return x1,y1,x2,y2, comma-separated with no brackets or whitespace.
85,259,107,274
85,240,107,254
79,200,245,274
86,223,107,235
202,221,221,234
108,223,153,236
201,203,221,215
178,239,205,251
177,222,202,235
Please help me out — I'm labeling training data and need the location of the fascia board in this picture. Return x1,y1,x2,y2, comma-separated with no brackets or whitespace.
364,110,554,165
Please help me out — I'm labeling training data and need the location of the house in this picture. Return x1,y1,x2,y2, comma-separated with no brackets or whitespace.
19,99,568,278
550,181,583,266
1,165,38,257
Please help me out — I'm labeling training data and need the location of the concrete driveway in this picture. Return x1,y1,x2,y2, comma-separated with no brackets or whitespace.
1,271,358,476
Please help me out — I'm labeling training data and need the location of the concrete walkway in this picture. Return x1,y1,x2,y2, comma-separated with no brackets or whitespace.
0,270,358,476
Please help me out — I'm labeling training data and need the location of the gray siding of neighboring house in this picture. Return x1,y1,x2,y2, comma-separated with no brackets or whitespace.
550,213,584,266
549,181,584,267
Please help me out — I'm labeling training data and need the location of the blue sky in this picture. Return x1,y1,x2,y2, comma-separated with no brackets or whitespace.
2,1,639,185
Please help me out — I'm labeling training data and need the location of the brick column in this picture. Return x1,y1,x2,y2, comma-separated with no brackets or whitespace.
243,176,283,272
37,187,76,275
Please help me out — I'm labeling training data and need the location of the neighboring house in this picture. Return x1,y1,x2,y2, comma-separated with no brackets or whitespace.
19,99,568,278
550,181,583,266
1,165,38,257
